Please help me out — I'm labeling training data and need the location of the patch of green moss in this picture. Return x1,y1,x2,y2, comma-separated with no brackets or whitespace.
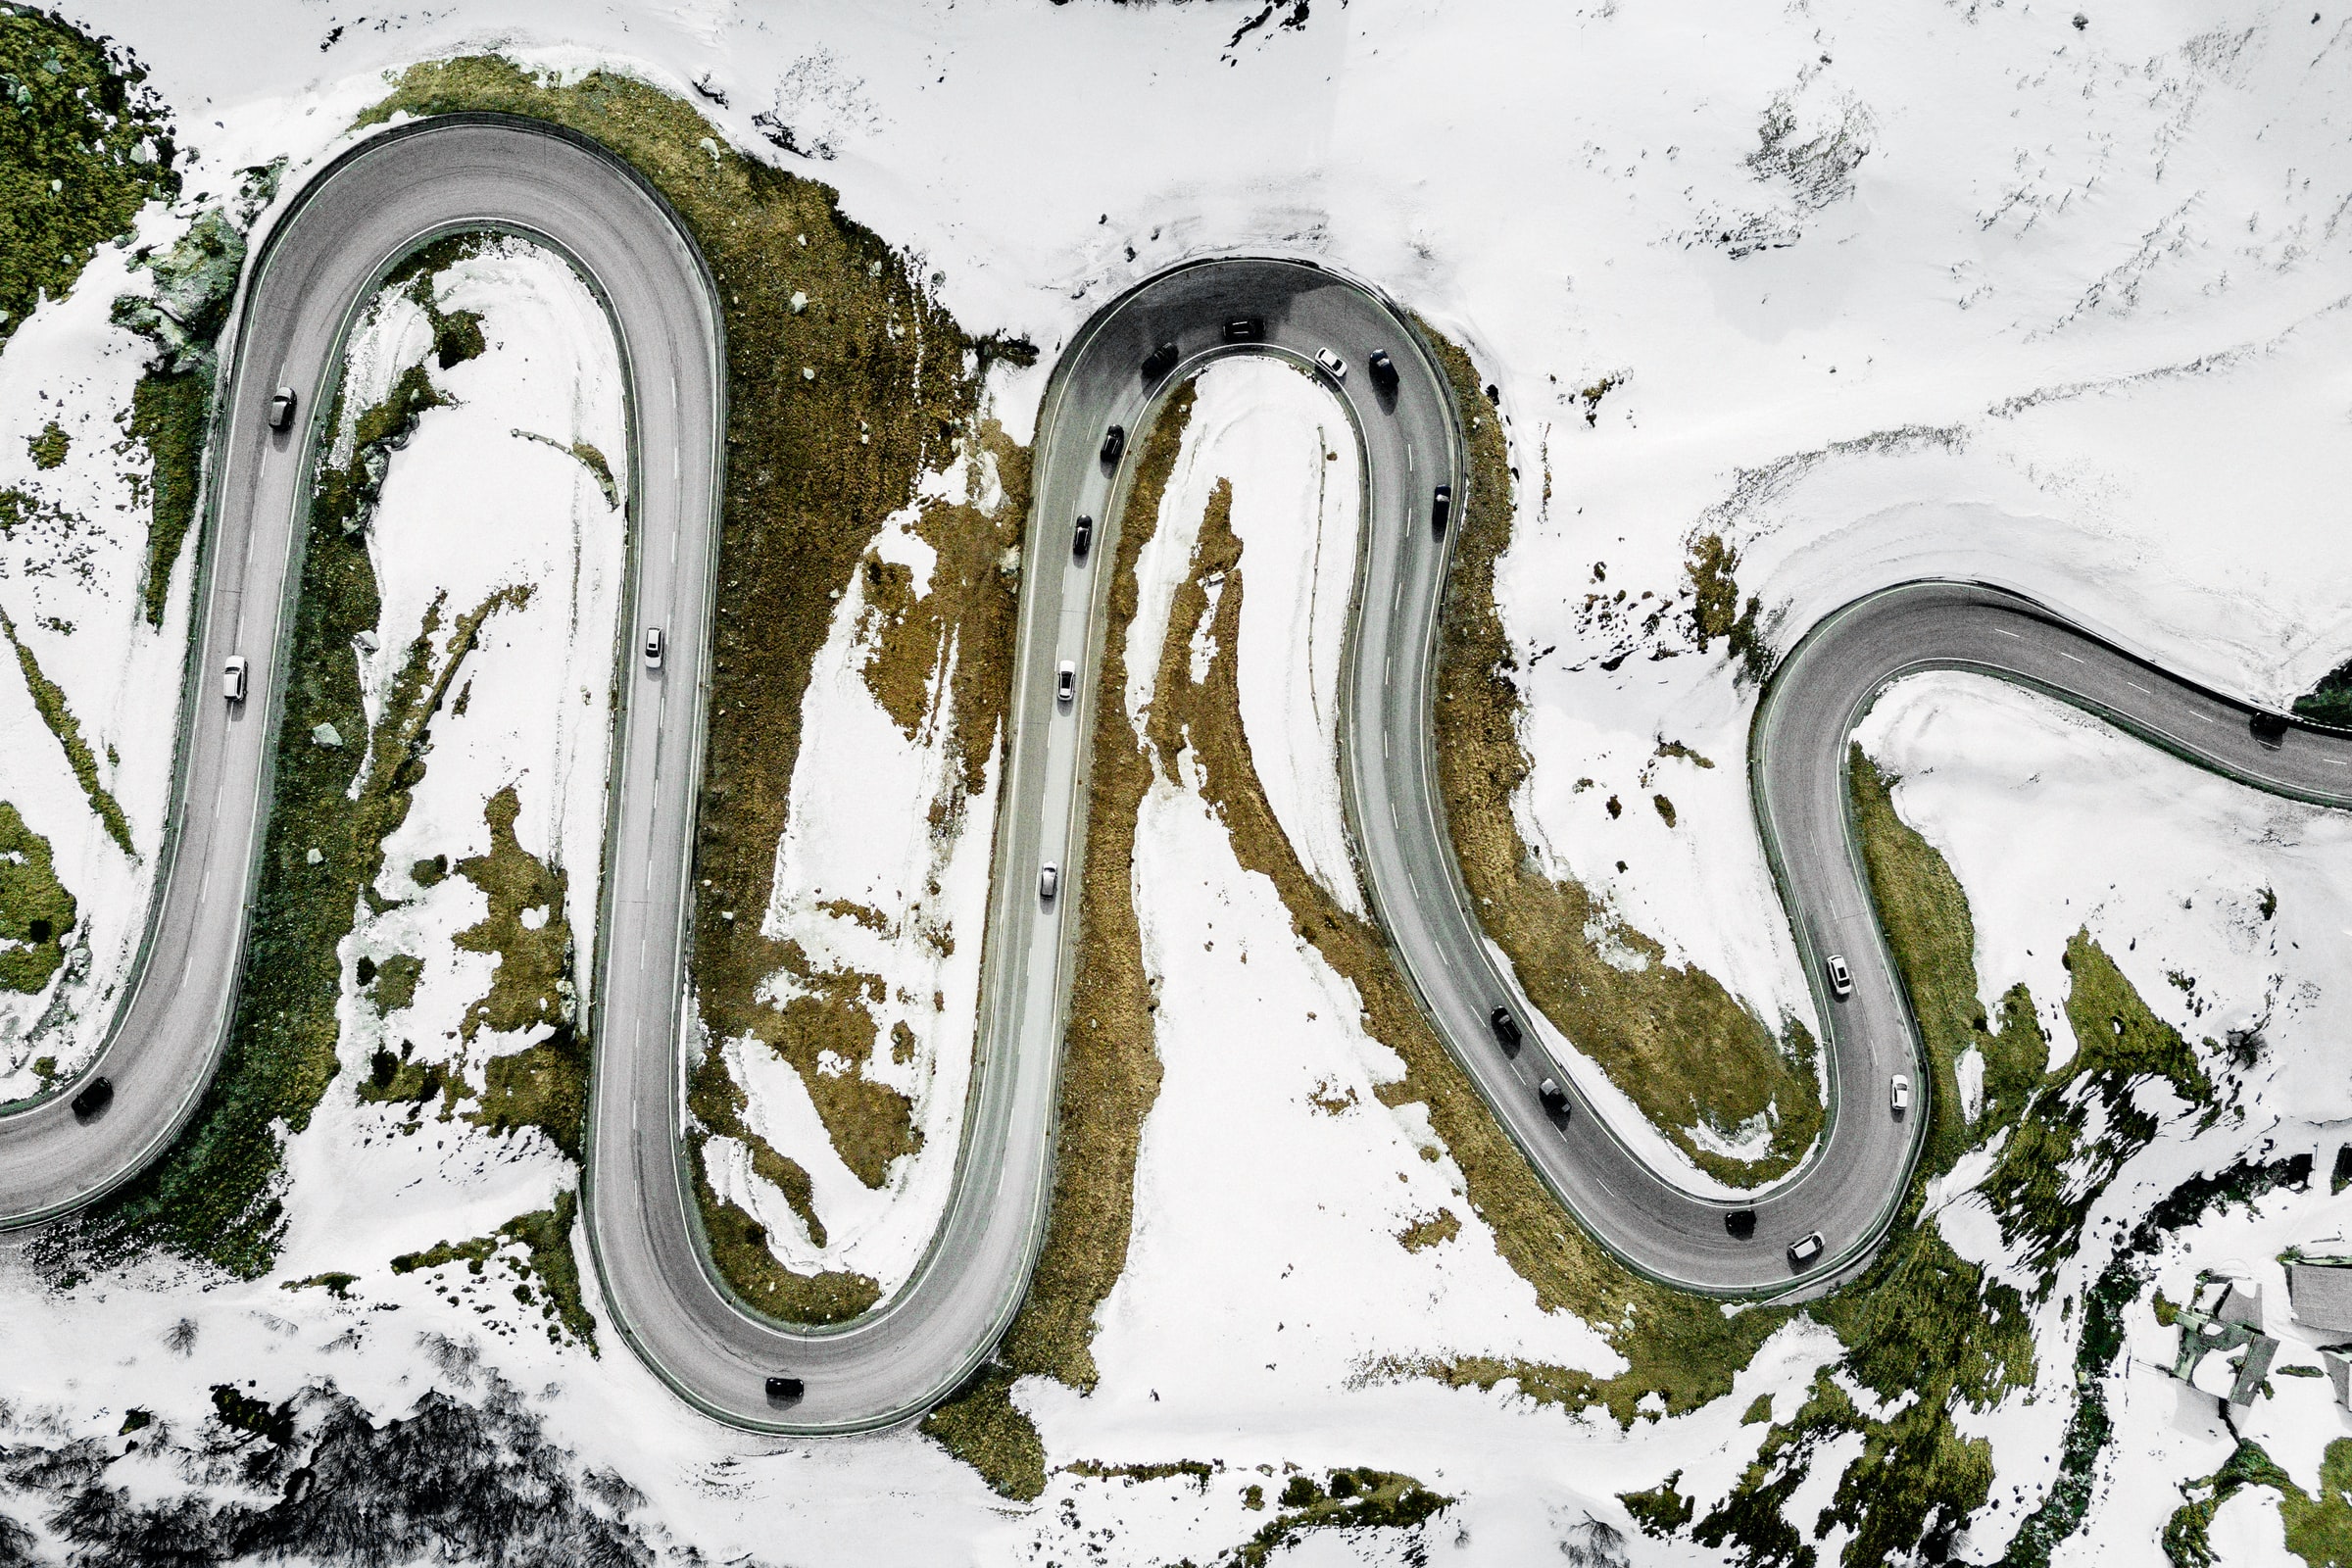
1985,930,2212,1284
1622,1471,1695,1534
919,1366,1045,1501
682,1129,881,1325
0,799,74,993
25,420,66,469
390,1189,597,1350
369,952,422,1014
469,1029,589,1164
1688,533,1769,684
1228,1469,1452,1567
0,605,132,857
0,4,177,350
124,368,208,625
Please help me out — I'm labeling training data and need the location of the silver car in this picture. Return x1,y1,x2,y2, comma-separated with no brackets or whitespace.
1056,661,1077,706
222,655,248,703
1039,862,1059,901
1314,347,1347,381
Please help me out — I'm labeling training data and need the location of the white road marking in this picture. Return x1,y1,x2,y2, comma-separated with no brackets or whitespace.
1996,628,2020,639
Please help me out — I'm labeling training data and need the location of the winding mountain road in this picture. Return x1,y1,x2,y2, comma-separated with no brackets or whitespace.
0,113,2338,1433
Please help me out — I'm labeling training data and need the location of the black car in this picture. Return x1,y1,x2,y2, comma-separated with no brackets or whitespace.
764,1375,805,1402
71,1076,113,1121
1222,318,1264,343
1368,350,1397,390
1142,341,1179,381
1537,1077,1567,1115
2251,710,2289,747
1431,484,1452,532
1488,1005,1522,1050
1725,1209,1758,1240
1101,424,1126,465
1072,514,1094,560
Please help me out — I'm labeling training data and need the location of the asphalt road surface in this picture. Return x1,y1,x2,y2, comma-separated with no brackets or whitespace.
2,116,2341,1432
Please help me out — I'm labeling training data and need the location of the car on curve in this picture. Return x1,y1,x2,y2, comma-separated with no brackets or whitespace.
1314,347,1347,381
1788,1231,1825,1271
1100,425,1125,465
1488,1005,1522,1050
1368,350,1398,391
1890,1075,1912,1115
1431,485,1451,533
1827,954,1853,998
1142,342,1179,381
267,386,297,429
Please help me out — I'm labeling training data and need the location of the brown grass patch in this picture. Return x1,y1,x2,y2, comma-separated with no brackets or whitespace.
1396,1209,1461,1252
1422,326,1820,1187
452,784,568,1042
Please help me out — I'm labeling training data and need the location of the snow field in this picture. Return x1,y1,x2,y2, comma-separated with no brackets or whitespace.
702,436,1001,1295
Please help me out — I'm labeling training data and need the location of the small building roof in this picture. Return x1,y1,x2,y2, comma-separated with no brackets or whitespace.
2287,1263,2352,1335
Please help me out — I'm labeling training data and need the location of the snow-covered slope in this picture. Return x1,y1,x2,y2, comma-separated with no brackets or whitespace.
1,0,2347,1561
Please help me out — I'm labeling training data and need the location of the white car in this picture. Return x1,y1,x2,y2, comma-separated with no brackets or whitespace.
1890,1074,1912,1115
1314,347,1347,381
1788,1231,1825,1271
222,655,248,703
1056,660,1077,705
1039,862,1059,901
1826,954,1853,998
644,627,664,668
